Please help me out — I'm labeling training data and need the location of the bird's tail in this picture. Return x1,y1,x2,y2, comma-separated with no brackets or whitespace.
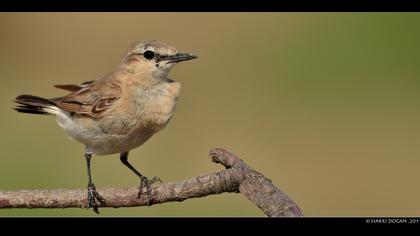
14,95,60,115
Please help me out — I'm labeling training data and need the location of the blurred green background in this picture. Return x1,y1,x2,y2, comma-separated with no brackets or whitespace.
0,13,419,216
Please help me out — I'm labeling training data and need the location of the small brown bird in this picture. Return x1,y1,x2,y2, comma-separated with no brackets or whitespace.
13,40,197,213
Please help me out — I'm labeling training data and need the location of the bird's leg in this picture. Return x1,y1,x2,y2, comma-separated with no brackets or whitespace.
85,151,106,214
120,151,162,206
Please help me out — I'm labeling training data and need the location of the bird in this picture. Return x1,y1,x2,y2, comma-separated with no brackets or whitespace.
13,40,197,214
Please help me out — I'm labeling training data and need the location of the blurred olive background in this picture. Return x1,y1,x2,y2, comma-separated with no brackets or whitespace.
0,13,419,216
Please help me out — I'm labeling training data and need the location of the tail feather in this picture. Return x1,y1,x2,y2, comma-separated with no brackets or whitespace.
14,94,58,115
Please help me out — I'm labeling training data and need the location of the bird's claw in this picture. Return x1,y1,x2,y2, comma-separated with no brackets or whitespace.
137,176,162,206
87,183,106,214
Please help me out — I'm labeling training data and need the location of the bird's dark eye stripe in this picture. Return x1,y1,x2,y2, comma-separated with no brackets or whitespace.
155,55,165,62
155,55,169,62
131,52,168,62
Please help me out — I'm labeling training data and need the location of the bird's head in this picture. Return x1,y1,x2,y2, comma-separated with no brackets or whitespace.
120,40,197,79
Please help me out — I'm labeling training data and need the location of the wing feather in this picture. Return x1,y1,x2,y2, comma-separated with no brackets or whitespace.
53,76,121,118
54,81,94,92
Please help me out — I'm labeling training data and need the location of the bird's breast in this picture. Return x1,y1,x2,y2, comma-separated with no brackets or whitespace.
133,81,181,131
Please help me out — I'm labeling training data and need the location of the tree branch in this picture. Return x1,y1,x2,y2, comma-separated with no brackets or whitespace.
0,148,303,216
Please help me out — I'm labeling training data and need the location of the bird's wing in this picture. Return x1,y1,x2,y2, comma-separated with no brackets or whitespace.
54,80,95,92
52,76,121,118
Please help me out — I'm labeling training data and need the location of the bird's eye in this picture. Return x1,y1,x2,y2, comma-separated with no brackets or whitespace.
143,50,155,60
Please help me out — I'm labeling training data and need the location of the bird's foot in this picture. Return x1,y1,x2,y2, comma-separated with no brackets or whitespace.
87,183,106,214
138,176,162,206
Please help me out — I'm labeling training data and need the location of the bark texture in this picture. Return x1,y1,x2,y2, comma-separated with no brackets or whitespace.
0,148,303,216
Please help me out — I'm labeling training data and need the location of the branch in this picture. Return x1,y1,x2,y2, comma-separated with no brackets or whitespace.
0,148,303,217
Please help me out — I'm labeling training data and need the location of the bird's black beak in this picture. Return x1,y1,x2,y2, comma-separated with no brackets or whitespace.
166,53,197,64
